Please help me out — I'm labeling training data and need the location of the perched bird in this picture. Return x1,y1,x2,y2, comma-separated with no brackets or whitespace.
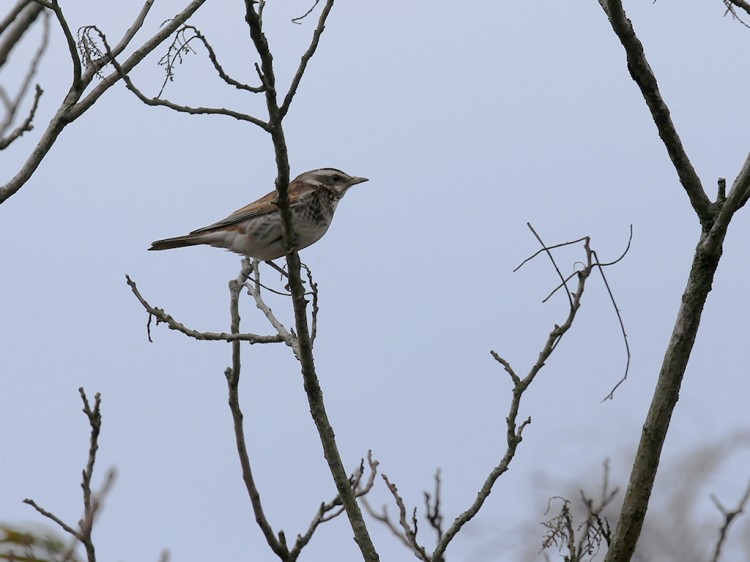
149,168,368,260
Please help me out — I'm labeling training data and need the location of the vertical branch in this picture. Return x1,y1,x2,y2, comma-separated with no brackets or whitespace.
79,388,102,562
597,4,750,562
23,388,113,562
225,261,289,560
242,2,379,561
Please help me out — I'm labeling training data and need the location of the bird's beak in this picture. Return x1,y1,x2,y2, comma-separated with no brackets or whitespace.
349,176,369,186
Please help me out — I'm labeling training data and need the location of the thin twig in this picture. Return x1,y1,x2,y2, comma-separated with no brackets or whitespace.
291,452,379,559
0,84,43,148
279,0,335,118
709,478,750,562
0,2,47,146
424,469,444,543
23,499,81,539
244,260,299,355
301,263,319,345
23,388,115,562
224,261,289,560
434,230,607,561
524,223,576,309
179,25,263,92
292,0,321,24
598,248,632,400
1,0,208,205
381,475,431,562
723,0,750,25
81,25,271,130
125,274,284,344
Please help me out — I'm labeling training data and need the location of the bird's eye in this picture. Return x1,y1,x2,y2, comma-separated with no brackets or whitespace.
332,174,343,182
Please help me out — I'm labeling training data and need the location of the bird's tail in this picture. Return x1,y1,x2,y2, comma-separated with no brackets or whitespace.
148,234,205,252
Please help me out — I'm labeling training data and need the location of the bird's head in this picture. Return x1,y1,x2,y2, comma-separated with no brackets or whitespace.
295,168,369,197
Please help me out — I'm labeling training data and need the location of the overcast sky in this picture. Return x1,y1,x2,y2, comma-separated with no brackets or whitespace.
2,2,750,561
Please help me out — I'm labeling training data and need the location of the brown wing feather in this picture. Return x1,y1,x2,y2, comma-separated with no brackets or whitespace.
188,179,315,235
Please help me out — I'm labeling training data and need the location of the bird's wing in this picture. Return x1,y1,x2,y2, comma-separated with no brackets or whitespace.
189,179,316,234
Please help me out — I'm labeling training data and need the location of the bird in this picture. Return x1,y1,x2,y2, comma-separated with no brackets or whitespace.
149,168,368,260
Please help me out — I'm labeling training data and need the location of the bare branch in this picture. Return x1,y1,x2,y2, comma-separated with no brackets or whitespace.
361,497,414,551
125,274,285,345
224,262,289,560
597,253,632,400
76,25,270,130
600,7,750,561
710,478,750,562
1,0,208,205
0,3,47,148
0,1,36,36
23,388,115,562
38,0,81,86
157,24,263,94
279,0,335,119
71,1,207,118
23,498,81,540
301,263,319,345
718,152,750,227
103,0,155,65
244,260,299,353
0,1,43,66
433,231,602,561
79,389,102,527
540,465,618,562
381,474,431,562
0,83,42,148
291,452,379,559
598,0,713,226
291,0,321,24
423,470,444,543
242,2,380,558
724,0,750,24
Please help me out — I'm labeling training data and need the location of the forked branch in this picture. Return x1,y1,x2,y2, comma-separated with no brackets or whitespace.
597,5,750,561
366,227,628,561
23,388,115,562
225,262,377,561
125,273,285,345
1,0,207,204
709,478,750,562
241,2,380,560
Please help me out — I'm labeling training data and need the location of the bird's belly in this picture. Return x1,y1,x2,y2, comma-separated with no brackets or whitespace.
206,214,333,260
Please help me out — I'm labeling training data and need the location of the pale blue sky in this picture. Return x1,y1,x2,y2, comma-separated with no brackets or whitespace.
2,2,750,560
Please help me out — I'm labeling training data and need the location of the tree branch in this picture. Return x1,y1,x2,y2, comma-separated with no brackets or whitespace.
724,0,750,20
709,478,750,562
279,0,335,119
0,0,207,205
0,2,47,148
0,1,43,66
126,274,285,345
225,262,290,560
92,29,270,130
598,5,750,561
598,0,713,226
23,388,114,562
242,2,380,560
432,232,597,561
